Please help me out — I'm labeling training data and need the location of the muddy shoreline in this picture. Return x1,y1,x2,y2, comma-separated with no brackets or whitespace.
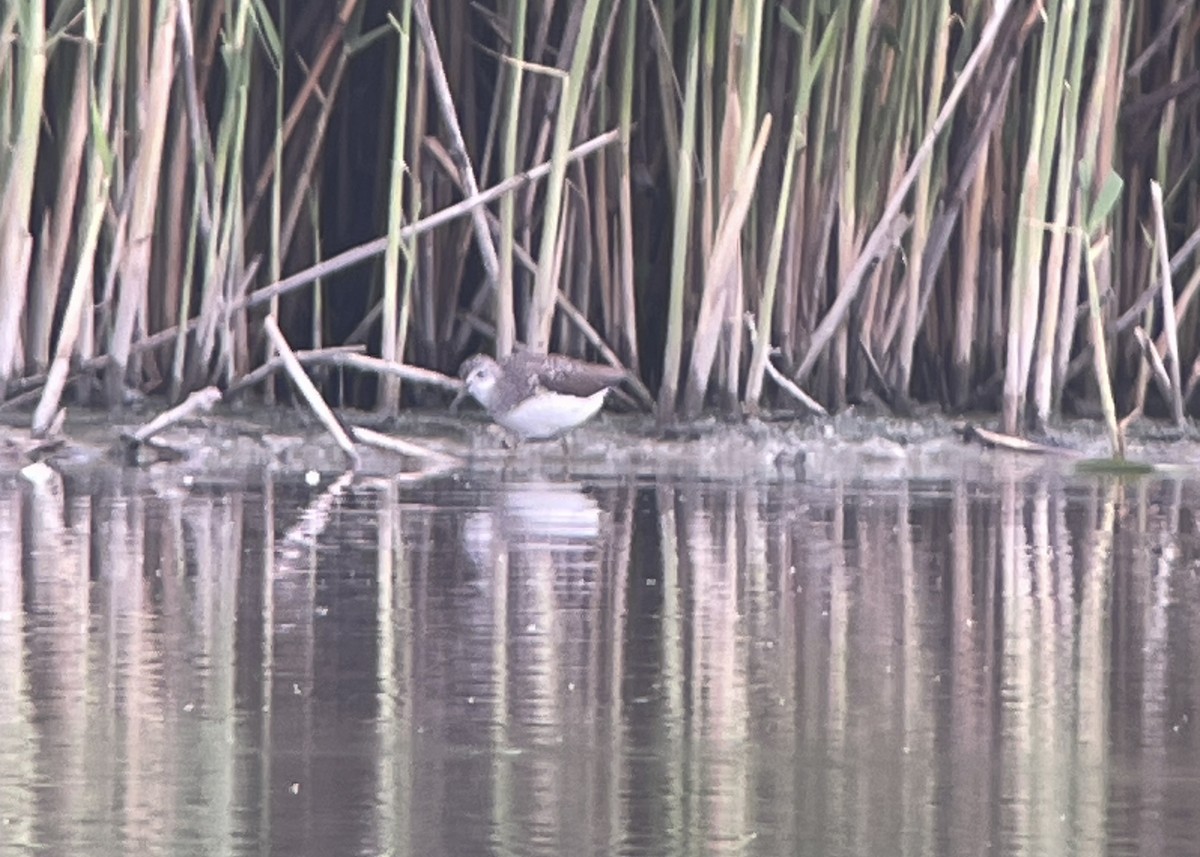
5,398,1199,486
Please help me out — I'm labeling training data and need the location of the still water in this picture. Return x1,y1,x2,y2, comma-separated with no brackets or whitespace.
1,462,1198,856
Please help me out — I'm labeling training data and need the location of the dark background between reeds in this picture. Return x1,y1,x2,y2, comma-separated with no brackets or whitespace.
1,1,1197,434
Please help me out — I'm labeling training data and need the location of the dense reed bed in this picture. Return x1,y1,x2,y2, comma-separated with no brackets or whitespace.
1,1,1197,438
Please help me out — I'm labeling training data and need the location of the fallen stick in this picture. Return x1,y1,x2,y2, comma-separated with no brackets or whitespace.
323,353,462,392
957,423,1081,456
351,426,463,467
128,386,223,443
263,316,360,469
224,345,367,395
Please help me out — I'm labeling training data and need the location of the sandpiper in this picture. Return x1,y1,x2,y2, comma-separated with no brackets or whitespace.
454,351,627,441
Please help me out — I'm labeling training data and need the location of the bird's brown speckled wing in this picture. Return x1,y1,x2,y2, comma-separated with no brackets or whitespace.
506,352,627,398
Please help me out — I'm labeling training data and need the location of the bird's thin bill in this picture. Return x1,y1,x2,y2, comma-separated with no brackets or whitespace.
449,386,469,413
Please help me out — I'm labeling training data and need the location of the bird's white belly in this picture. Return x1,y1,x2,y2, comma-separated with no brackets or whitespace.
496,390,608,439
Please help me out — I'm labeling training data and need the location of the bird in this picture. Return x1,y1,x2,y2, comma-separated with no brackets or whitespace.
453,351,627,441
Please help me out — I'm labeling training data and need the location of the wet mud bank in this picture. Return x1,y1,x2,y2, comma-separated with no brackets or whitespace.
5,401,1200,487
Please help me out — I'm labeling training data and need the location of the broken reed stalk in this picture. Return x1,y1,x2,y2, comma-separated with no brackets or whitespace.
224,345,366,395
1133,327,1173,402
1150,180,1184,424
263,316,360,469
743,314,826,416
318,352,460,392
350,426,462,468
241,128,620,315
683,114,773,418
411,0,501,297
747,12,835,412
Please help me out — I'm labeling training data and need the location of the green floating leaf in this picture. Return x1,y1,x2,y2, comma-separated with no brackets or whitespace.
1074,457,1155,476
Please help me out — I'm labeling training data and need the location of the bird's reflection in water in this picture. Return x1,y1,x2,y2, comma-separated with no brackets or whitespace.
462,480,603,566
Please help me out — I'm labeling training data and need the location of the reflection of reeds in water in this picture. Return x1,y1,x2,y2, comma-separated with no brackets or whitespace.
4,473,1200,853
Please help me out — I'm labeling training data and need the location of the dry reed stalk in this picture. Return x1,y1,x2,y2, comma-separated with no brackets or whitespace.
380,2,416,412
1084,237,1122,458
614,0,639,372
317,353,459,393
128,387,222,444
263,315,360,468
279,51,348,258
243,0,359,228
495,0,528,361
745,121,801,413
28,52,89,374
106,0,178,404
798,0,1017,383
241,129,619,321
743,314,825,416
225,346,365,395
351,426,463,468
1132,326,1174,403
411,0,501,302
0,0,46,391
1150,180,1185,423
716,0,766,414
894,2,950,406
656,0,701,421
683,114,772,418
30,136,113,436
526,0,602,351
